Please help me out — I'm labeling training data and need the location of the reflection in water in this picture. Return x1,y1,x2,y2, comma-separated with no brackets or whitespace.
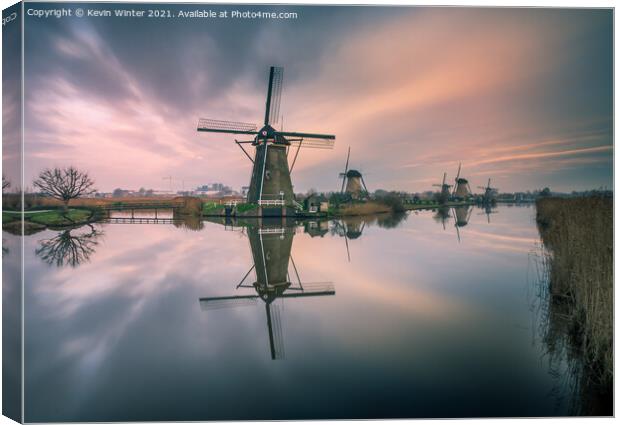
35,225,103,267
172,213,204,231
433,207,451,230
433,206,475,242
15,205,604,420
200,223,335,360
330,213,408,261
478,204,499,223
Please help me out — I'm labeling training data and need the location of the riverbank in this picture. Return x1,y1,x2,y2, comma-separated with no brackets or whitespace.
535,196,612,412
2,208,100,233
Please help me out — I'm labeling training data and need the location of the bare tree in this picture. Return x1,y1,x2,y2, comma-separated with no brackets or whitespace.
2,175,10,191
33,167,96,211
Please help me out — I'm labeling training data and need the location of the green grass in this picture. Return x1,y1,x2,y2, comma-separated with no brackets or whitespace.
202,202,225,214
28,209,93,226
2,212,19,224
236,203,258,213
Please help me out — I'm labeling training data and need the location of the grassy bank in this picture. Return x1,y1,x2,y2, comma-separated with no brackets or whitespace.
536,197,612,395
3,208,97,230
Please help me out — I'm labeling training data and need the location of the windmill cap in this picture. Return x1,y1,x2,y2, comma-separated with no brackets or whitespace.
346,169,362,178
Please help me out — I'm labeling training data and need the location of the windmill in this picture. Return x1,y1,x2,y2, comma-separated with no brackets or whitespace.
197,66,335,209
452,163,472,200
339,147,369,199
478,178,498,205
432,172,452,205
199,223,335,360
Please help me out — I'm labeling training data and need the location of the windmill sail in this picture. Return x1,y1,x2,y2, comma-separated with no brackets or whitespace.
199,295,259,310
197,118,258,134
288,137,335,149
340,147,351,193
266,66,284,126
266,303,285,360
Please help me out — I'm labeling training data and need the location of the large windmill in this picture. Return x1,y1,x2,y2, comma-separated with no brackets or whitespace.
478,178,498,205
452,163,471,200
199,224,335,360
339,147,369,199
197,66,335,208
433,172,452,205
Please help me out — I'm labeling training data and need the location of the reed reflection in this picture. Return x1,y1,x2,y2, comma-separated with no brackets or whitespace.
35,224,103,267
200,221,335,360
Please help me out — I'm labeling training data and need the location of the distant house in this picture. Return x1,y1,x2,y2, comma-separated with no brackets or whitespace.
304,194,329,213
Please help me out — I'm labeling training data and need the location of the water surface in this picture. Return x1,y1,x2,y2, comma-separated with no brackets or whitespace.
8,205,580,420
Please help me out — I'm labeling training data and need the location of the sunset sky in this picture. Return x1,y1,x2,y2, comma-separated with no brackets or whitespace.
21,4,613,193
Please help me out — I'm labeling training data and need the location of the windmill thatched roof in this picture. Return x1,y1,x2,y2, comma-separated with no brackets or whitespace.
346,169,362,178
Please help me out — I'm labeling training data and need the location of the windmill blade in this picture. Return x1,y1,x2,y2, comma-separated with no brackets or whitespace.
286,282,336,292
344,229,351,261
197,118,258,134
266,303,285,360
341,147,351,193
266,66,284,126
279,287,336,299
287,138,335,149
452,163,461,195
451,208,461,243
199,295,259,310
278,131,335,140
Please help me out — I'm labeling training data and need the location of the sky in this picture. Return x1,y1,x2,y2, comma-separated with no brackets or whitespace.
18,4,613,194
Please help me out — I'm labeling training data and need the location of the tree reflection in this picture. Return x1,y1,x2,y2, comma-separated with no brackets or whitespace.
36,225,103,267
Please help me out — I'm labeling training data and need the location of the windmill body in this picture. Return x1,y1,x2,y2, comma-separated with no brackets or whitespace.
433,172,452,205
247,141,294,204
478,178,498,205
339,147,369,199
197,66,335,210
452,163,471,200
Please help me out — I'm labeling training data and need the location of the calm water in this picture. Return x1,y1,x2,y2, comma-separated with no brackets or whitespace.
5,205,579,421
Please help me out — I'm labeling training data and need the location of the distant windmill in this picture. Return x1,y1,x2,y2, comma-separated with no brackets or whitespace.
432,172,452,205
199,224,335,360
339,147,369,199
478,178,498,205
197,66,335,208
452,163,471,200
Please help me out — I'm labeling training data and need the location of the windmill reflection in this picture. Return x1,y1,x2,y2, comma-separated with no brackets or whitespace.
199,223,335,360
433,206,451,230
452,205,472,243
36,225,103,267
332,217,367,262
478,204,498,223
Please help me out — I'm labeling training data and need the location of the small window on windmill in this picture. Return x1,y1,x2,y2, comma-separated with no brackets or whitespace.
265,170,272,180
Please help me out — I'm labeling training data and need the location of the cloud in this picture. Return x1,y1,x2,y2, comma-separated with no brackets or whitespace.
22,7,612,193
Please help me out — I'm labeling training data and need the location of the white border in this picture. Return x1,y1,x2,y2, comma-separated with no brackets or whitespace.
0,1,616,425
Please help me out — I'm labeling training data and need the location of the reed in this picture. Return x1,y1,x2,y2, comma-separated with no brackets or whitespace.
536,196,613,391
